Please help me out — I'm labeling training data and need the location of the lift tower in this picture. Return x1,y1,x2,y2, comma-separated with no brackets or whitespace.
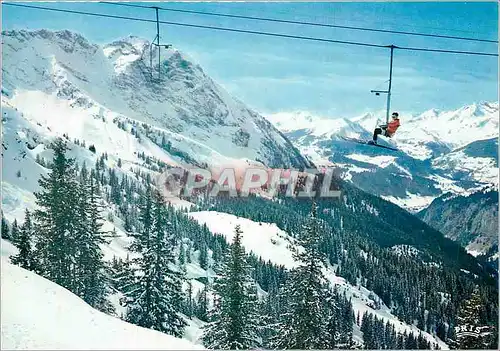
371,45,396,125
149,6,172,81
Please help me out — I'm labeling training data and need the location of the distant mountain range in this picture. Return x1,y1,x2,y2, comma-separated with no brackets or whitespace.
267,102,498,255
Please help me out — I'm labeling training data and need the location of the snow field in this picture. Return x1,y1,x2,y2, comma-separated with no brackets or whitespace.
1,256,202,350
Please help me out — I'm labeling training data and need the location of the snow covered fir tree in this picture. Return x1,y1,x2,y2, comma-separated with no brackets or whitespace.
201,225,261,349
272,202,332,349
9,209,35,270
124,186,187,337
1,11,499,348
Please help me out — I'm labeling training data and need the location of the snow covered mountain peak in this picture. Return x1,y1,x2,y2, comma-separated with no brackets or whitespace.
267,111,369,139
3,29,97,52
103,36,204,80
2,29,309,169
415,108,440,120
104,35,150,51
103,37,148,74
401,101,499,150
458,101,499,117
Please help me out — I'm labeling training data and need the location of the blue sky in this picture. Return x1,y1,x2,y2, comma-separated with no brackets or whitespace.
2,1,498,117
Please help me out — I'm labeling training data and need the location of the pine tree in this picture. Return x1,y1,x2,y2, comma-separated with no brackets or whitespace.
11,219,20,244
33,138,80,291
454,286,497,349
361,312,375,349
406,331,418,349
123,215,133,233
186,242,192,264
417,311,425,331
397,331,405,349
436,319,447,341
179,241,186,265
326,288,343,348
185,280,194,317
196,283,209,322
36,153,46,167
260,283,282,348
1,213,10,239
199,240,208,270
201,225,261,349
10,209,35,270
273,202,330,349
112,255,135,294
338,295,354,348
130,185,153,253
75,167,112,312
110,255,136,318
126,189,186,337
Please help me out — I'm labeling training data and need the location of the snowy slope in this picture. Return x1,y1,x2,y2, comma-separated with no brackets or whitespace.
188,211,448,349
0,29,308,349
1,256,201,350
189,211,298,269
1,96,169,227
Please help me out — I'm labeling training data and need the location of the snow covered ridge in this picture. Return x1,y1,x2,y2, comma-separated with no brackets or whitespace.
432,137,499,186
1,28,310,170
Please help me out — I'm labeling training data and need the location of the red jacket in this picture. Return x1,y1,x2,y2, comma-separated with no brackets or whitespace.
386,118,400,136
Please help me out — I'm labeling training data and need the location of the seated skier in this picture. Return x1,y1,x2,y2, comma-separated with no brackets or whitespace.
370,112,400,144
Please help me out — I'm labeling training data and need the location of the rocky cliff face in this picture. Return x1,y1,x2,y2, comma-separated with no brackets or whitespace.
418,189,498,259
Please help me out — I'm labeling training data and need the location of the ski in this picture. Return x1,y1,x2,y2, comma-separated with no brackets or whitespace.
340,136,399,151
371,143,399,151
